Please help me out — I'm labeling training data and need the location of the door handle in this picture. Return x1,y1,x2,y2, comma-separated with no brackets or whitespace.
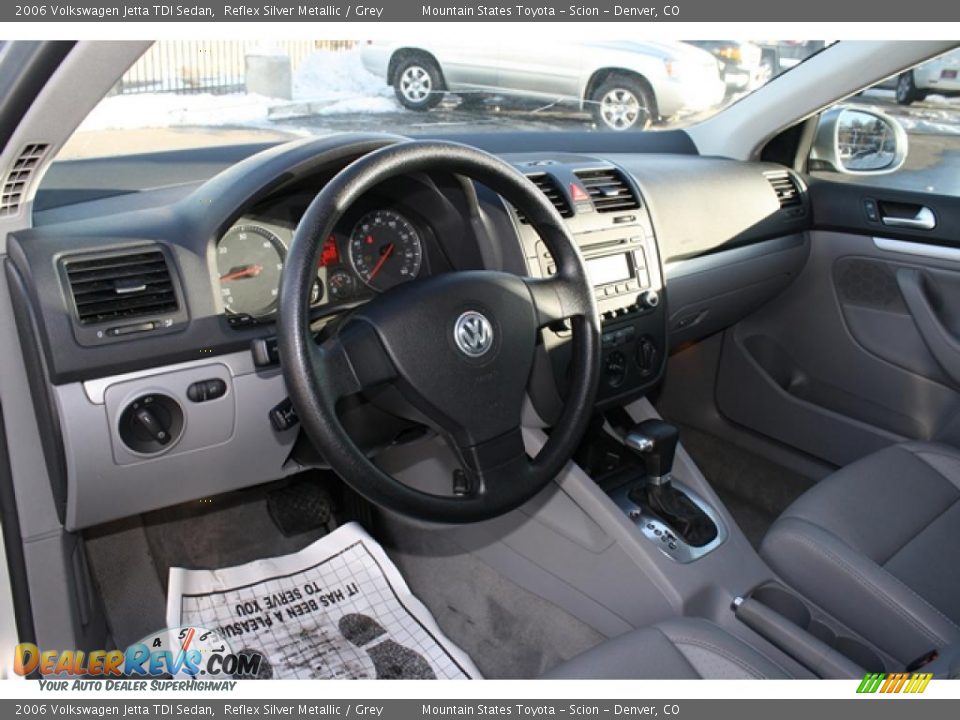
882,206,936,230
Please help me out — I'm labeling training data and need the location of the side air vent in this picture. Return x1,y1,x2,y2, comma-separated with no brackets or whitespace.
765,170,804,210
64,249,179,325
517,173,573,223
574,168,640,213
0,143,49,218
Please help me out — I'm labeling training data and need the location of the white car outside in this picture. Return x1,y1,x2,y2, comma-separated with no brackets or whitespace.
361,40,725,131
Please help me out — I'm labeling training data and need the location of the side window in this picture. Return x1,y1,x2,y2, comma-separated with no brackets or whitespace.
808,48,960,197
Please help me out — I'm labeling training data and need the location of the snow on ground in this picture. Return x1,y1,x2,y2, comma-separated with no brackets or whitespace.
79,92,273,132
77,49,397,133
292,48,397,114
293,47,391,102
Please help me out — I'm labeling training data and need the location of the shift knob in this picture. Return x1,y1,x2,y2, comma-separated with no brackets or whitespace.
625,419,679,484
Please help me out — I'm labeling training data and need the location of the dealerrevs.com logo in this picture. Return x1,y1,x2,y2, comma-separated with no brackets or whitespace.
15,626,264,679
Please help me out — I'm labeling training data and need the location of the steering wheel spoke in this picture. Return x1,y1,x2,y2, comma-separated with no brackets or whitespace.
311,321,397,401
524,275,592,327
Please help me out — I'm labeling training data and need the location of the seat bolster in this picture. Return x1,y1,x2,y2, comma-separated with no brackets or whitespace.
543,618,790,679
761,516,960,663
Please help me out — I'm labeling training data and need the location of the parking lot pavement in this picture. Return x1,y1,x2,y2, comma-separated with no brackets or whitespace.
274,96,602,135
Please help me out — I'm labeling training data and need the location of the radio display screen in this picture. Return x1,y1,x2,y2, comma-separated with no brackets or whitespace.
586,253,631,287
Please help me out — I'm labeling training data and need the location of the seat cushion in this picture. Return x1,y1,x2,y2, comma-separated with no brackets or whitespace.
543,618,791,679
761,441,960,663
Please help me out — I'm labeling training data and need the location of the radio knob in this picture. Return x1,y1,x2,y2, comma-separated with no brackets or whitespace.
640,290,660,309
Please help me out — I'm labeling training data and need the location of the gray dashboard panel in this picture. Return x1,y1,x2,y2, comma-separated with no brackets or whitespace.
603,154,809,263
53,351,299,530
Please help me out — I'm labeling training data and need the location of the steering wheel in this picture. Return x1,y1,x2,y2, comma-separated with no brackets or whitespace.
277,140,600,523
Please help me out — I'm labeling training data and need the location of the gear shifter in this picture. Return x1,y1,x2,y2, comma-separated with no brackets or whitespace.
625,420,718,547
625,419,678,485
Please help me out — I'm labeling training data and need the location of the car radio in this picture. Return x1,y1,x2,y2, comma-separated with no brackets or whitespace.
509,163,667,408
533,227,660,318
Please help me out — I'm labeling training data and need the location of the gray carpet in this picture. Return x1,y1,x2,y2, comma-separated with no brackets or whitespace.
677,425,816,549
85,476,601,679
84,517,168,648
377,515,605,679
84,478,334,649
139,484,331,587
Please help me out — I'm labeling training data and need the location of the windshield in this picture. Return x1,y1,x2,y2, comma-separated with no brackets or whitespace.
59,40,831,160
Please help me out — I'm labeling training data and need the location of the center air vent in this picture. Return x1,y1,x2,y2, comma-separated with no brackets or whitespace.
764,171,803,209
0,143,49,218
64,249,179,326
516,173,573,223
574,168,639,213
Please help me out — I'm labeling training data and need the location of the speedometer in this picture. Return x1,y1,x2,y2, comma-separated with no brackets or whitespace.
348,210,423,292
217,224,285,317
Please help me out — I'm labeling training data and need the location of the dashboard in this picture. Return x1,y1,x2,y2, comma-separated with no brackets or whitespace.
6,133,812,531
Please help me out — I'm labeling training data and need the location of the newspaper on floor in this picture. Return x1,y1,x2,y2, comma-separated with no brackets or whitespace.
166,521,481,679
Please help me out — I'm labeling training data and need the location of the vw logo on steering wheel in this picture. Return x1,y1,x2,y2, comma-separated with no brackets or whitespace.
454,311,494,358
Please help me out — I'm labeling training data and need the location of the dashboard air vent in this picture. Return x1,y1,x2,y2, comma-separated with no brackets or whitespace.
64,249,179,325
516,173,573,223
765,170,803,209
574,168,639,213
0,143,49,218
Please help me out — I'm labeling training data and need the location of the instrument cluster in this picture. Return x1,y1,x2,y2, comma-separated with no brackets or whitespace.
216,207,427,320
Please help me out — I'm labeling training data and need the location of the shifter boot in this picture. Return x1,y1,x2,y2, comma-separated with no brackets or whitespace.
633,484,718,547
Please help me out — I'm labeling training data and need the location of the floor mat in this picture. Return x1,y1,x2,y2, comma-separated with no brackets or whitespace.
86,475,338,648
167,522,481,679
142,481,333,588
677,424,816,549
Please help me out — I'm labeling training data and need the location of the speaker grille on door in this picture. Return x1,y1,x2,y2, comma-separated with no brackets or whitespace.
835,258,904,311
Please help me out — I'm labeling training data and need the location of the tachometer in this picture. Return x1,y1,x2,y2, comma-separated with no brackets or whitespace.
217,224,285,317
348,210,423,292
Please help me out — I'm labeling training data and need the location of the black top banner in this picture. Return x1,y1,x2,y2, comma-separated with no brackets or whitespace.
4,0,959,22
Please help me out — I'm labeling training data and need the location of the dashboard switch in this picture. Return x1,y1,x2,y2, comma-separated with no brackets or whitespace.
133,407,169,444
252,337,281,367
269,398,299,432
187,378,227,403
118,394,183,455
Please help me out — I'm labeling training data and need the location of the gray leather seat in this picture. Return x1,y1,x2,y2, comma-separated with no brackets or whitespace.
544,618,791,679
762,441,960,664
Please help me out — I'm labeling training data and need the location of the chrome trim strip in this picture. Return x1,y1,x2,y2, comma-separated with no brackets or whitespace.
874,237,960,262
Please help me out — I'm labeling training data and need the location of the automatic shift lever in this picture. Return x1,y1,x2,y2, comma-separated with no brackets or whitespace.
625,419,678,485
625,419,718,547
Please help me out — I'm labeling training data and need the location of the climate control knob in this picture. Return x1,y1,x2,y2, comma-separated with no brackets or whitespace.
640,290,660,309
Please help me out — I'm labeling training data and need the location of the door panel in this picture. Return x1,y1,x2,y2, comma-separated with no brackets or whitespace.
717,224,960,468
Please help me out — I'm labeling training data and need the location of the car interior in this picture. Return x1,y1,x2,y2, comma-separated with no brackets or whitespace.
2,39,960,680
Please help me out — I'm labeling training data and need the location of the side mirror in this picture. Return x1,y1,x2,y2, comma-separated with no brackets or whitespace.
810,107,908,175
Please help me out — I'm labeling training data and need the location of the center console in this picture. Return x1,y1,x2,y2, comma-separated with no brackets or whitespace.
508,160,667,409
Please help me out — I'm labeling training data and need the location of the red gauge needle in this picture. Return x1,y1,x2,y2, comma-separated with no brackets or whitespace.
367,243,395,282
220,264,263,281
